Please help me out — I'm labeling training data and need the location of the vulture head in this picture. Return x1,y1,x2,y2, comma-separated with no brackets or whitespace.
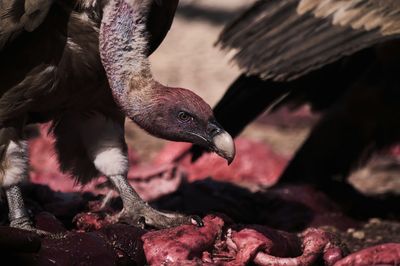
98,0,235,163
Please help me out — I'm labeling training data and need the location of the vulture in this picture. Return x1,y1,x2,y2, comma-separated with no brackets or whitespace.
0,0,235,231
191,0,400,197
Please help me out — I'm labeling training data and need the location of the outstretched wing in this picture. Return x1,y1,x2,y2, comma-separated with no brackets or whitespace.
0,0,53,50
218,0,400,81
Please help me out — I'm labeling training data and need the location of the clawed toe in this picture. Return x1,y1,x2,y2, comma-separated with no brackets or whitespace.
118,208,203,229
13,226,50,236
31,228,50,236
189,215,204,227
11,223,49,236
135,216,146,229
108,174,202,230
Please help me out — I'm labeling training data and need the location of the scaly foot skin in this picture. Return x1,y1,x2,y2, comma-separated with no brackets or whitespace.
5,185,49,236
117,204,204,229
10,216,49,236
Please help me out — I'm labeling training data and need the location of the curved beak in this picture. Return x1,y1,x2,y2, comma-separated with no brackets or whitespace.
207,121,236,164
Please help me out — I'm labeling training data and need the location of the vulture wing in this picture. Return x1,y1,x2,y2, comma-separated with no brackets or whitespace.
0,0,177,53
147,0,179,55
0,0,53,50
219,0,400,81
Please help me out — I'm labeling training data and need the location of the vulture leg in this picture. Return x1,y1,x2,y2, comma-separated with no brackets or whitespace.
5,185,31,230
1,140,44,233
69,113,202,229
1,140,30,230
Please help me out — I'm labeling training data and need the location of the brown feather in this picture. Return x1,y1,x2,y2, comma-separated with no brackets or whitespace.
219,0,400,81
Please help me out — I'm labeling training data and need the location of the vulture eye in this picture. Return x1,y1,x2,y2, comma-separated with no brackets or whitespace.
178,111,192,122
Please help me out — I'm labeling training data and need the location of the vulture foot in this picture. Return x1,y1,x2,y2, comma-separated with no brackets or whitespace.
6,185,48,235
108,174,203,229
118,206,203,229
10,216,49,236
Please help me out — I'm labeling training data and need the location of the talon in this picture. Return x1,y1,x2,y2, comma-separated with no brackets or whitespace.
109,175,201,229
33,229,51,236
190,215,204,227
137,216,146,229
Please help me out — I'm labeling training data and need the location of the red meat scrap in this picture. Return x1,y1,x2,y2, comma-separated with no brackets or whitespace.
334,243,400,266
141,215,342,265
142,215,224,265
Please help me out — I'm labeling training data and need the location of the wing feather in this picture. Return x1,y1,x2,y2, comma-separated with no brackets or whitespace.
219,0,400,81
0,0,53,50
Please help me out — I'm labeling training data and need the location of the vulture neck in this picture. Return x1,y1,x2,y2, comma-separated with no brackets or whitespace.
99,0,161,123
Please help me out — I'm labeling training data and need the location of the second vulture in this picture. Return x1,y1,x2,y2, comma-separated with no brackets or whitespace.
192,0,400,199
